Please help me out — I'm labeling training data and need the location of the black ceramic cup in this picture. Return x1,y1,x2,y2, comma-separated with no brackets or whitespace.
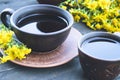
0,4,73,52
37,0,65,5
78,32,120,80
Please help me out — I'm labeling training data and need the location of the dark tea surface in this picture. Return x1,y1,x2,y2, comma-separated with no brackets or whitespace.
81,37,120,60
17,14,68,34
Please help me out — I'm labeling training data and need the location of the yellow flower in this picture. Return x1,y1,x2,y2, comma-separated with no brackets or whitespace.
81,13,89,19
18,46,31,60
69,3,73,7
0,56,10,63
74,15,80,22
98,0,111,9
4,45,31,61
103,9,109,14
69,8,74,14
95,24,102,30
103,23,115,32
60,0,120,32
0,24,31,63
61,5,67,10
86,21,91,27
112,18,118,27
78,0,82,3
93,14,107,23
69,8,80,15
64,1,68,5
86,1,98,10
112,8,120,17
118,23,120,28
0,30,14,48
85,21,96,30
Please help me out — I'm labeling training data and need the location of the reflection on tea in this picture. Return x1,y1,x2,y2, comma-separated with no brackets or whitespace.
17,14,68,34
81,37,120,60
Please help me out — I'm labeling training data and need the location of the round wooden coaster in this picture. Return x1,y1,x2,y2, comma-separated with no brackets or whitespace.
11,28,82,68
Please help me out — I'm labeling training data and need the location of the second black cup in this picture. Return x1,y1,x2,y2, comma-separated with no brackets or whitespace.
78,32,120,80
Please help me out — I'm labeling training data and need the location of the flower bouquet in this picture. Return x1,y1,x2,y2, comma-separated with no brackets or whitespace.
60,0,120,32
0,24,31,63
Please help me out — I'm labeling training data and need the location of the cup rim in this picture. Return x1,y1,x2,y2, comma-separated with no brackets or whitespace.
78,31,120,62
10,4,74,36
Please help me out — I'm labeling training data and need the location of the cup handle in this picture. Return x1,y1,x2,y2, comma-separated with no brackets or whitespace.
113,32,120,37
0,8,14,29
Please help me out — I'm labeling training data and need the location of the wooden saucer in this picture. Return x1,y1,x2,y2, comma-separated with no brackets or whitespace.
11,28,82,68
